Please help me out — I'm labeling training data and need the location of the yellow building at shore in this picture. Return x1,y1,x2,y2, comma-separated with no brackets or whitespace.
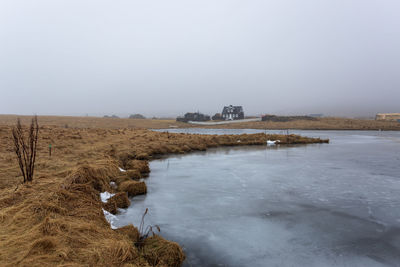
375,113,400,121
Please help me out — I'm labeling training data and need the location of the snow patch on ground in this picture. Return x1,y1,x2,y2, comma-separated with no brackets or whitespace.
102,208,118,229
100,191,115,203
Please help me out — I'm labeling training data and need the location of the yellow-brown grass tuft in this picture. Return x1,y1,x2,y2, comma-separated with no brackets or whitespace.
103,192,131,214
109,192,131,208
102,239,139,264
115,224,140,244
126,169,142,180
39,217,69,236
119,181,147,197
141,235,185,267
103,200,118,214
27,236,58,255
64,163,119,192
113,174,132,186
126,160,150,175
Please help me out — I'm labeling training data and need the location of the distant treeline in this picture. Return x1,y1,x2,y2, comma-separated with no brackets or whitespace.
103,114,146,119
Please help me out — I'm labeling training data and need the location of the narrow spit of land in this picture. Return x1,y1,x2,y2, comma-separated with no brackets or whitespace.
0,114,399,130
0,120,327,266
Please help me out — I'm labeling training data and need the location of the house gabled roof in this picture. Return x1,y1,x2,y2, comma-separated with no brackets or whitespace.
222,105,243,114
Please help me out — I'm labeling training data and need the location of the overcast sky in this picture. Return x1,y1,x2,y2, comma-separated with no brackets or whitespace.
1,0,399,118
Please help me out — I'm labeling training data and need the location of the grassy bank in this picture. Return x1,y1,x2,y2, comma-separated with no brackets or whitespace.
0,120,328,266
1,114,399,130
204,117,400,130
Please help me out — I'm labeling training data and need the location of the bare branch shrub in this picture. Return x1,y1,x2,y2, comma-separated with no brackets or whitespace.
11,116,39,183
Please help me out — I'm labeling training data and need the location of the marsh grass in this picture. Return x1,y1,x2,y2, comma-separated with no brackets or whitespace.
0,117,328,266
1,114,399,131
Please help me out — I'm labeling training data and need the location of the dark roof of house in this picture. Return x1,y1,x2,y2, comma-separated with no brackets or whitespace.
222,105,243,114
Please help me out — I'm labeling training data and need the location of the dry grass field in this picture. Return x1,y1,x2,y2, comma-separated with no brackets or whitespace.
0,115,328,266
0,115,185,129
208,117,400,130
1,114,399,130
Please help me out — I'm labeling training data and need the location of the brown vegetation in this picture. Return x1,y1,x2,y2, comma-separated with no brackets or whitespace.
0,114,185,129
1,114,399,130
141,236,185,267
0,116,328,266
126,169,142,180
209,117,400,130
115,224,140,244
126,160,150,175
110,192,131,209
103,192,131,214
119,180,147,197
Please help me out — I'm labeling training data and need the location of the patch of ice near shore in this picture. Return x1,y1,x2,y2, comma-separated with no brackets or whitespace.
100,191,115,203
102,208,118,229
119,167,126,172
110,181,117,189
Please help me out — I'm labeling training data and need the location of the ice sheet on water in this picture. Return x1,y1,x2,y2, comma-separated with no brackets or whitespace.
115,130,400,266
102,208,118,229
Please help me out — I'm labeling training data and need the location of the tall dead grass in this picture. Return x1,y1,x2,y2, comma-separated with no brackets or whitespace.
1,114,399,130
0,164,184,266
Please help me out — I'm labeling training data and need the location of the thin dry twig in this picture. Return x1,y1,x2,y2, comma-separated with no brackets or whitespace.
137,208,161,246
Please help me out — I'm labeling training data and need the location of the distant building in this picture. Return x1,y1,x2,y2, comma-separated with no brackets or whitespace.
222,105,244,120
375,113,400,121
104,114,119,118
176,112,210,122
129,114,146,119
212,113,223,121
309,113,324,118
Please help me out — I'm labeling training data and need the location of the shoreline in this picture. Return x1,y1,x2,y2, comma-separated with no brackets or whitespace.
102,132,329,266
0,126,328,266
154,127,400,132
0,114,399,131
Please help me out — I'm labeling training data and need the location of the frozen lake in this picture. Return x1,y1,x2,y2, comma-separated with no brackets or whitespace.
115,130,400,267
